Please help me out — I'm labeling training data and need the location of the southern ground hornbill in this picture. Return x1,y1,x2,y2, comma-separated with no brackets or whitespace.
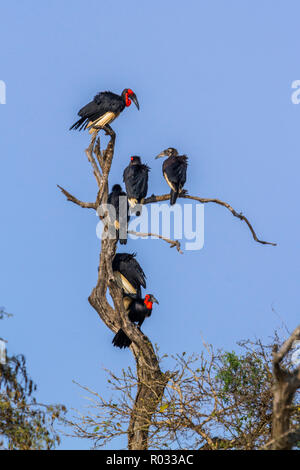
112,294,159,349
70,89,139,134
112,253,146,297
156,147,188,205
107,184,130,245
123,156,150,215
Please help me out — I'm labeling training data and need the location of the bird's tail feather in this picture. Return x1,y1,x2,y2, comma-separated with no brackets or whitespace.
69,117,87,131
170,189,179,206
116,229,127,245
112,329,132,349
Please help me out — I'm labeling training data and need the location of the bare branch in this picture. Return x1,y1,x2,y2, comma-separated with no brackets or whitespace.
128,230,183,254
271,325,300,450
144,193,276,247
96,127,116,207
273,325,300,365
57,185,96,209
85,133,102,188
263,425,300,450
94,137,105,172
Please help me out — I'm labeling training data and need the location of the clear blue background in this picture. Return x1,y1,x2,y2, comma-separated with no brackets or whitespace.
0,0,299,449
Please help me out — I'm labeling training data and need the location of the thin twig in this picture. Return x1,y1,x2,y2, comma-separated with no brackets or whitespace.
128,230,183,254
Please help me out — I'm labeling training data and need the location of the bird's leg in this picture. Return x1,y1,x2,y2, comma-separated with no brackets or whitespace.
103,124,116,138
88,126,101,138
179,188,188,196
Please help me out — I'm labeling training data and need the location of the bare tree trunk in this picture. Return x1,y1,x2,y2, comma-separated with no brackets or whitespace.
127,345,170,449
272,371,295,449
60,130,169,449
269,326,300,450
89,235,169,450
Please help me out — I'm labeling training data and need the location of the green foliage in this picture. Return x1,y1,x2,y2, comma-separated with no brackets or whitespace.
0,312,66,450
216,351,268,401
67,335,300,450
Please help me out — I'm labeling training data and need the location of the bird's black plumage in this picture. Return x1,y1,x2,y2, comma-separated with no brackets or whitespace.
112,253,146,297
123,156,150,215
70,89,139,132
112,294,158,349
107,184,130,245
156,148,188,205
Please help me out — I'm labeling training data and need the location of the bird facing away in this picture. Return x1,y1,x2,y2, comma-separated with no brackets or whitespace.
70,89,139,134
107,184,130,245
123,156,150,215
156,147,188,205
112,253,146,297
112,294,159,349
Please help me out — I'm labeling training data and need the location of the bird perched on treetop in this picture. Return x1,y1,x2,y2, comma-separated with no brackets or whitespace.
69,89,140,134
123,156,150,216
112,253,146,297
156,148,188,205
107,184,130,245
112,294,159,349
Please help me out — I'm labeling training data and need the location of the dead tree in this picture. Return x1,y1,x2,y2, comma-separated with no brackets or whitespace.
58,128,275,449
262,325,300,450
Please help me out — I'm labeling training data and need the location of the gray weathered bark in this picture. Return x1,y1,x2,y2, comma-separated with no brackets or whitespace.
59,129,169,449
268,325,300,450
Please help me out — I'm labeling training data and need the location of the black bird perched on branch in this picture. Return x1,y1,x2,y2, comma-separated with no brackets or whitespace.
70,89,140,134
112,253,146,297
112,294,159,349
123,156,150,216
107,184,130,245
156,148,188,205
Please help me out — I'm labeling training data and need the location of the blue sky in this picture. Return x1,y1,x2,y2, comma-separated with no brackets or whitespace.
0,0,300,449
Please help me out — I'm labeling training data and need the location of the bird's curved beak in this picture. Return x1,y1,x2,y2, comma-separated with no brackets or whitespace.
151,296,159,304
155,150,167,160
131,93,140,110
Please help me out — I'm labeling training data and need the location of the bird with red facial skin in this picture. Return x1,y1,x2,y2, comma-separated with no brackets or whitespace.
112,294,159,349
70,89,139,134
123,156,150,216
